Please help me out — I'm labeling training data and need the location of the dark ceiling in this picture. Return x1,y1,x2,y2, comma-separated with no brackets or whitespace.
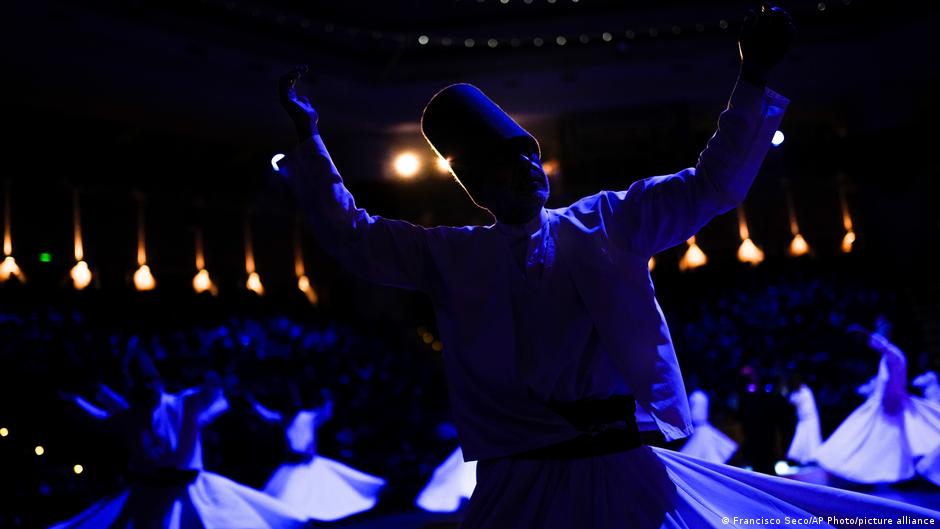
8,0,935,137
3,0,938,191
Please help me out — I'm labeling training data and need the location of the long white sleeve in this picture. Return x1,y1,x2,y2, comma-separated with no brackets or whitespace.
280,136,436,291
601,79,789,256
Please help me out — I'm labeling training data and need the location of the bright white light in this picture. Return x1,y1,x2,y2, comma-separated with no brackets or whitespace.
788,233,810,257
271,153,285,171
71,260,92,290
73,464,84,475
393,152,421,178
35,445,44,456
133,265,156,291
737,238,764,265
246,271,264,296
193,269,218,296
679,238,707,271
774,460,799,476
298,274,318,305
435,156,452,173
842,230,856,253
418,35,429,45
772,130,785,147
0,427,8,437
0,255,24,283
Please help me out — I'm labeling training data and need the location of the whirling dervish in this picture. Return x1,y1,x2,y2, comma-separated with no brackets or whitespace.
785,375,822,465
275,4,940,524
251,389,386,522
814,324,940,483
679,390,738,464
50,348,307,529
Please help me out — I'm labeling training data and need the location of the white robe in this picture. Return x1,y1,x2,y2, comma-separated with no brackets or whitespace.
913,371,940,404
462,446,940,528
679,390,737,464
914,372,940,487
262,410,386,521
415,446,478,512
50,386,306,529
917,444,940,487
786,384,822,464
814,334,940,483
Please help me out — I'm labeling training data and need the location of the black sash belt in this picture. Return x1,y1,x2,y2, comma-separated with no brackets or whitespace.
511,395,643,460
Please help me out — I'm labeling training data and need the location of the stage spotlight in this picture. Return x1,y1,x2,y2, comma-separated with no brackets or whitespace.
271,153,285,171
394,152,421,178
772,130,785,147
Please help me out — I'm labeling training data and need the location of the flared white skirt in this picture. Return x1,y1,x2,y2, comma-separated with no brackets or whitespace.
49,471,307,529
815,396,940,483
460,446,940,529
415,447,478,512
679,423,738,464
916,443,940,487
787,416,822,464
263,456,385,521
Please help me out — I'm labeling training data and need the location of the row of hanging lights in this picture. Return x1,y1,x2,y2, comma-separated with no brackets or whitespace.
0,186,317,304
648,199,857,272
0,181,859,288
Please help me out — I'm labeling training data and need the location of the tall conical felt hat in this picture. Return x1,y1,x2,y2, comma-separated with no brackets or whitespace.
420,84,539,175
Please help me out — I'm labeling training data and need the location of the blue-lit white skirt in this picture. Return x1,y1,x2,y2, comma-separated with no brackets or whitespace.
49,471,307,529
679,423,737,464
815,395,940,483
415,446,478,512
460,446,940,529
264,455,385,522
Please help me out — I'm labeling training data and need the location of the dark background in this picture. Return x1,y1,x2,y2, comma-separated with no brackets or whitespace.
2,0,940,525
